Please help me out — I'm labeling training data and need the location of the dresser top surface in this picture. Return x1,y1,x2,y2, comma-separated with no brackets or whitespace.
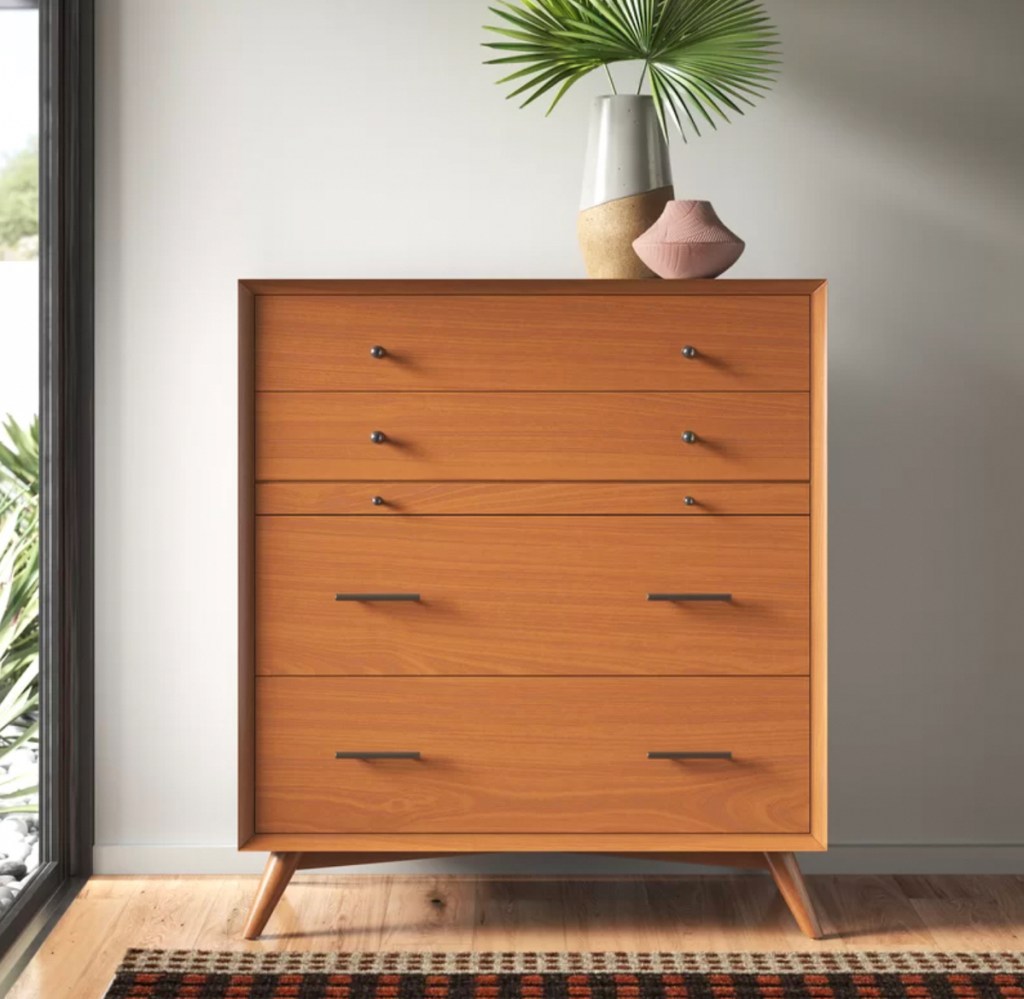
240,279,827,297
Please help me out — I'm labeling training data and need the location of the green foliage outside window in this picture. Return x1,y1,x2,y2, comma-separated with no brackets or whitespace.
0,143,39,259
0,416,40,814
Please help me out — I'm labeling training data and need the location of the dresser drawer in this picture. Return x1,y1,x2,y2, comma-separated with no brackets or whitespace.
255,676,809,834
256,481,810,515
255,392,809,481
256,516,808,676
255,295,810,392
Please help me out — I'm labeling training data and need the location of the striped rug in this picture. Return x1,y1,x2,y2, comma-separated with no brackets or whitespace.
103,951,1024,999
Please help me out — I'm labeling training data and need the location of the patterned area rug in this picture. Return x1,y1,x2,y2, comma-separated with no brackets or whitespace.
103,951,1024,999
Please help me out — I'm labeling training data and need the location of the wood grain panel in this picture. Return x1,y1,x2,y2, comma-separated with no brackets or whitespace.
255,677,810,834
256,516,808,676
256,481,810,515
255,392,809,482
255,295,809,391
240,831,825,853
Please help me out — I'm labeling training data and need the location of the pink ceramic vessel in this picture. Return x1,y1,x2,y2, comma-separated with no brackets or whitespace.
632,200,744,279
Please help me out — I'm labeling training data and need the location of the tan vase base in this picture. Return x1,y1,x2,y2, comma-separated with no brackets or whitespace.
577,186,674,279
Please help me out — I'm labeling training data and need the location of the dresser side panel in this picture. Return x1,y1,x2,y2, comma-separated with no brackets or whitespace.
810,283,828,848
238,282,256,847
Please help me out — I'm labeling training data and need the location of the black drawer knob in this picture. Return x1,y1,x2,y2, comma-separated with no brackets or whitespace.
370,430,387,444
683,495,696,506
370,345,387,358
371,496,385,506
681,430,698,444
681,345,698,358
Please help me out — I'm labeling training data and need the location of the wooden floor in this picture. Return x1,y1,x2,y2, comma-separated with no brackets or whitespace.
9,874,1024,998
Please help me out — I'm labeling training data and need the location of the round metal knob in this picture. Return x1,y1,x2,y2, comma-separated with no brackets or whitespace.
371,495,385,506
681,345,698,359
683,495,696,506
370,345,387,358
370,430,387,444
681,430,698,444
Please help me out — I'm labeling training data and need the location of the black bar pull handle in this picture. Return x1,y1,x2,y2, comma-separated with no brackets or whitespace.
335,751,422,760
648,751,734,760
646,593,732,602
335,593,421,602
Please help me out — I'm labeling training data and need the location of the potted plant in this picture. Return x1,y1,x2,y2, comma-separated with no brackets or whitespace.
484,0,779,277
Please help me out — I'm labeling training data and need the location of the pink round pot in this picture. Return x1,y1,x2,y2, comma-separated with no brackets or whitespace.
632,200,745,279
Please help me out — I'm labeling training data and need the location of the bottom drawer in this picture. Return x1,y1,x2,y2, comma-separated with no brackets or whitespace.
255,677,809,835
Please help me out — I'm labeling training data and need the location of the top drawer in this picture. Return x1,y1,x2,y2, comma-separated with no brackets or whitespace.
255,295,810,392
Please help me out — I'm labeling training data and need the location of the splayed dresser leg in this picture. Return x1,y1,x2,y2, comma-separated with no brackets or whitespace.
765,851,824,939
242,852,301,939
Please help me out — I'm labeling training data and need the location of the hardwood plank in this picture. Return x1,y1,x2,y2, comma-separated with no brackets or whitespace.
108,875,217,952
255,295,809,392
255,391,810,482
907,875,1024,949
256,481,811,516
378,876,478,952
561,877,655,950
472,878,570,952
7,885,126,999
257,516,810,677
12,873,1024,997
813,874,936,948
192,876,274,951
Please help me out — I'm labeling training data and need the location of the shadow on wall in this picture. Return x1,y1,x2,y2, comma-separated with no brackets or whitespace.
778,0,1024,843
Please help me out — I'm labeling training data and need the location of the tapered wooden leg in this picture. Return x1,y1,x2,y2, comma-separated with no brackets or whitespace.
243,852,301,939
765,851,823,939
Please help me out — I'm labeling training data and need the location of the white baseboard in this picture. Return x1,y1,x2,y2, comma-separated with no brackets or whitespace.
92,844,1024,876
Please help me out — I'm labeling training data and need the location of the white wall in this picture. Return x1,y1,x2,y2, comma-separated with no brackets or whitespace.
94,0,1024,874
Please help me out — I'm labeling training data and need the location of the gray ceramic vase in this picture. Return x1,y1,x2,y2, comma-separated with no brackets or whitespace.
632,200,745,279
578,95,674,279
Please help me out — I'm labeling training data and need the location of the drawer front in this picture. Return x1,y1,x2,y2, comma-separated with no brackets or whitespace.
255,676,810,834
255,392,809,481
256,516,808,676
256,481,810,515
255,295,810,392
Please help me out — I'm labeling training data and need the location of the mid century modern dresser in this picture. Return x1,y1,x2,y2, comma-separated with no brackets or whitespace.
238,279,827,938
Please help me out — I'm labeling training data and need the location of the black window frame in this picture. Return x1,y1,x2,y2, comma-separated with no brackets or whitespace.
0,0,94,987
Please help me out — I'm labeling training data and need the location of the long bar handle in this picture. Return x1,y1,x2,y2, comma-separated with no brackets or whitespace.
335,593,421,602
646,593,732,602
335,751,422,760
648,751,734,760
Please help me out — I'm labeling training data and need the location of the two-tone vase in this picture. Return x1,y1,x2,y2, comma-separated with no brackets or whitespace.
577,94,673,279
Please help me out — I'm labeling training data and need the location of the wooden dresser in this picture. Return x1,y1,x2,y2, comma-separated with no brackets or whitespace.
238,279,828,939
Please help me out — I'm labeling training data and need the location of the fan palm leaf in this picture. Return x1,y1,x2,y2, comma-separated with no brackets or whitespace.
483,0,780,140
0,416,39,815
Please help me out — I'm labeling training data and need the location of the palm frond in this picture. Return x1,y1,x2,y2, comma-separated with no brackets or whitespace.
0,415,39,815
483,0,780,138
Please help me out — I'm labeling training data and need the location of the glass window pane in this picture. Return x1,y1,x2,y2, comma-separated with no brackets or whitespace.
0,1,41,911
